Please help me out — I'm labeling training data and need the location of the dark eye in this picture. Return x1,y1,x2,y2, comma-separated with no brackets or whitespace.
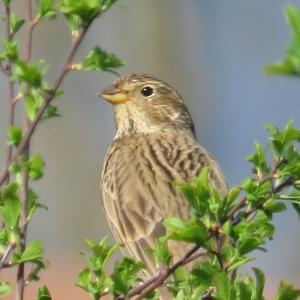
141,86,153,97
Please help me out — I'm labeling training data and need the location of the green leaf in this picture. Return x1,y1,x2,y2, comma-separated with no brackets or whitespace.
59,0,103,28
292,202,300,219
264,200,286,214
274,282,300,300
76,238,120,298
282,121,300,145
25,90,44,121
0,282,12,298
213,272,231,300
76,268,91,292
285,5,300,41
190,264,215,289
227,256,253,272
265,5,300,77
153,237,171,266
252,268,265,300
0,230,9,251
27,155,45,180
9,162,22,175
28,189,46,220
264,61,298,76
266,121,300,156
174,167,211,218
107,257,144,297
27,260,46,283
10,14,25,35
265,123,279,135
13,240,43,263
1,39,19,62
42,105,60,120
7,127,23,147
164,218,207,245
0,184,20,228
246,141,270,175
82,47,124,71
2,0,11,6
38,0,56,19
234,280,252,300
38,286,52,300
85,237,119,270
13,60,42,87
143,291,159,300
238,237,262,255
59,0,118,26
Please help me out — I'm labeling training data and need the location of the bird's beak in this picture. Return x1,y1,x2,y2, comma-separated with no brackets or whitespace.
98,83,129,105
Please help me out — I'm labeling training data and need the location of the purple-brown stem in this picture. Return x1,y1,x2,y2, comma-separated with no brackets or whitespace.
15,0,34,298
113,163,294,299
114,246,203,300
3,4,15,186
0,22,92,187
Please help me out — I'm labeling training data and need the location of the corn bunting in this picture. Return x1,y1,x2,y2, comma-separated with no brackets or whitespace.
100,74,227,295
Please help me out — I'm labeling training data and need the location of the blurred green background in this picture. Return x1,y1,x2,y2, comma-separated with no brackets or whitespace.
0,0,300,299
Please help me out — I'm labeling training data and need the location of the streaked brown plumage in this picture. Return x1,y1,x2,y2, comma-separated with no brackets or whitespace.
100,74,227,296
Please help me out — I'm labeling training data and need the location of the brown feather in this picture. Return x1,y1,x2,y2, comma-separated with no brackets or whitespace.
100,74,227,299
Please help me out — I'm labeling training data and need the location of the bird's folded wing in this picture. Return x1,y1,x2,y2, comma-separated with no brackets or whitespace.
101,132,227,275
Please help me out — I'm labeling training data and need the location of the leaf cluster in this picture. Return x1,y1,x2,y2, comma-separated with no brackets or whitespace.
265,4,300,76
0,0,123,298
77,237,145,299
76,123,300,300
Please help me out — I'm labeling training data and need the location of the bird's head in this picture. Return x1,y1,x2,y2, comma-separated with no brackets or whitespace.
99,74,195,138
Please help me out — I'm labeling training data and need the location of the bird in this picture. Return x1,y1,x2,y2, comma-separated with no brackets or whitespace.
99,73,227,298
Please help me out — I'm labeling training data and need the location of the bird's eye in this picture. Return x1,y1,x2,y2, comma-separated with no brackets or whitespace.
141,86,154,97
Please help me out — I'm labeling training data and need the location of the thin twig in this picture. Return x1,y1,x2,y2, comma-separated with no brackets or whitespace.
223,197,247,223
0,19,94,187
232,175,294,226
213,235,224,270
223,159,289,224
114,250,207,300
105,69,121,78
114,163,295,299
115,246,201,300
0,243,16,268
134,246,200,300
16,0,34,298
3,3,15,185
0,63,9,76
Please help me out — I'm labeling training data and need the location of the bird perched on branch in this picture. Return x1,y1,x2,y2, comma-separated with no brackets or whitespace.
100,74,227,298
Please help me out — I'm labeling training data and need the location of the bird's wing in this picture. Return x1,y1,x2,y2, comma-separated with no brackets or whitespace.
101,131,227,274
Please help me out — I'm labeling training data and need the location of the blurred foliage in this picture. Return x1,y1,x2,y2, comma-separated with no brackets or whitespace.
265,4,300,76
77,123,300,299
0,1,299,300
81,47,124,71
0,0,122,298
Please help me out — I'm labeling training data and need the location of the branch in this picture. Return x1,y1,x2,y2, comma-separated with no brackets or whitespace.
112,161,295,299
16,1,34,298
223,159,289,224
3,3,15,186
0,243,16,269
232,175,294,226
0,20,94,187
114,246,205,300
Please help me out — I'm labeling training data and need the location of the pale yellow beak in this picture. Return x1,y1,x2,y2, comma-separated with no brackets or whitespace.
99,83,129,104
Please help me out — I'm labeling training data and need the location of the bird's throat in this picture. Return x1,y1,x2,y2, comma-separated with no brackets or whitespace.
113,103,161,138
